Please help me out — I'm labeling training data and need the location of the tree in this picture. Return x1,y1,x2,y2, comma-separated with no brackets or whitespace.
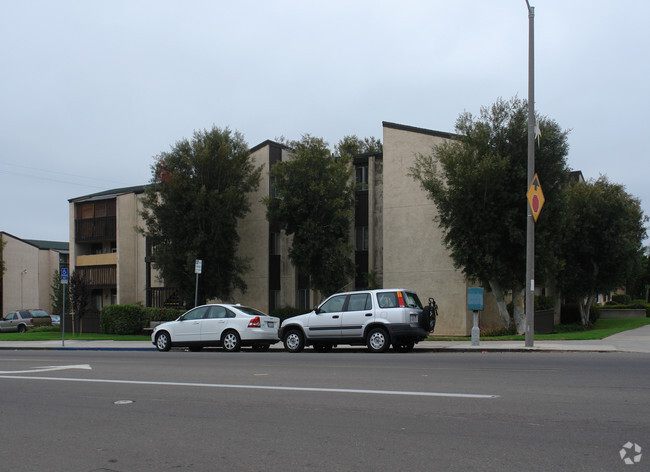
627,248,650,301
69,270,89,335
559,177,647,326
140,126,262,306
49,269,71,317
0,234,5,276
264,135,356,296
335,135,382,157
410,97,570,333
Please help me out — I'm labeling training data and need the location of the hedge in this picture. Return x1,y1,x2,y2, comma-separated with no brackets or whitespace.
100,305,185,335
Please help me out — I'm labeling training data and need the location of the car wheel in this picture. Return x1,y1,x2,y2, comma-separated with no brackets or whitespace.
17,324,27,333
313,343,333,352
367,327,390,353
222,331,241,352
252,344,270,352
188,346,203,352
155,331,171,352
393,341,415,353
284,329,305,353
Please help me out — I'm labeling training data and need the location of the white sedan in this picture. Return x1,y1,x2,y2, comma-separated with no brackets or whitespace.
152,304,280,352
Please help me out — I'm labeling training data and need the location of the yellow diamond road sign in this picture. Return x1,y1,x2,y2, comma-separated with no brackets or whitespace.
527,174,544,222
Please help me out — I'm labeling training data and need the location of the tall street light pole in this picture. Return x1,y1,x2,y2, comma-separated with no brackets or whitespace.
525,0,535,347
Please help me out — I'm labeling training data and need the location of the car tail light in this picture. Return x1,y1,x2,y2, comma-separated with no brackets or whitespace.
248,316,261,328
397,292,405,308
30,318,34,324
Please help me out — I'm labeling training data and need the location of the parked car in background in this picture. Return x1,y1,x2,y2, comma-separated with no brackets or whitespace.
152,304,280,352
0,309,52,333
49,314,61,327
279,289,433,353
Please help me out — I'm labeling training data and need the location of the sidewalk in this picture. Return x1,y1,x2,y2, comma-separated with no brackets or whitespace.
1,324,648,353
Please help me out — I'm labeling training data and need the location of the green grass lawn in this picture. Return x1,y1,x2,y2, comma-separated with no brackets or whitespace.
427,317,650,342
0,329,151,342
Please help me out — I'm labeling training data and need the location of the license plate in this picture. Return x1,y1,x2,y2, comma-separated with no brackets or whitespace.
267,322,275,328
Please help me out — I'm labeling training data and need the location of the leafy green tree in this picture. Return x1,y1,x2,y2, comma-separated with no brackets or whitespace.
559,177,647,325
410,97,570,333
335,135,382,158
0,234,6,276
627,248,650,301
49,269,71,317
141,126,262,306
264,135,356,296
69,269,90,334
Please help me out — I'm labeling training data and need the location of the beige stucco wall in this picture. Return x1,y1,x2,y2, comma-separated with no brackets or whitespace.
234,143,316,313
116,192,146,305
1,233,61,314
382,125,473,335
235,145,271,309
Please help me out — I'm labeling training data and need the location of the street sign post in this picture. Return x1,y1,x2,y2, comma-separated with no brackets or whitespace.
468,287,484,347
60,268,68,347
194,260,202,307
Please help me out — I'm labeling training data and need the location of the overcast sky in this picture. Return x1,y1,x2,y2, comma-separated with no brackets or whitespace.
1,0,648,243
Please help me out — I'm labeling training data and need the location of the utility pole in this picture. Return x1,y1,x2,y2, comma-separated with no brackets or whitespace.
525,0,535,347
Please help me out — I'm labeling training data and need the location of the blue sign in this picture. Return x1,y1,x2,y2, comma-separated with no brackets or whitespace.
61,268,69,284
467,287,484,311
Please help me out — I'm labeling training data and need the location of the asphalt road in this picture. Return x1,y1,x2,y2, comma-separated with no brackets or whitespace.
0,350,648,471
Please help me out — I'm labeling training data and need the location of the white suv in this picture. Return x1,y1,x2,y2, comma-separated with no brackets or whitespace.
278,289,434,353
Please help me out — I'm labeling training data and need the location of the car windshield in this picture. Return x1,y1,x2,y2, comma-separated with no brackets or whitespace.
235,306,267,317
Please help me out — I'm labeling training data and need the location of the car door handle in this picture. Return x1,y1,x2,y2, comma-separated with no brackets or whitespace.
365,313,372,317
332,315,339,319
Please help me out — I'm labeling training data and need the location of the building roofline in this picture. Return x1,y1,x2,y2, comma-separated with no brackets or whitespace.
382,121,458,140
69,185,149,203
0,231,68,252
249,139,291,154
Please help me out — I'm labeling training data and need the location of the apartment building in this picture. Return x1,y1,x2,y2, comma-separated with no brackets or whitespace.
0,232,68,314
66,122,503,335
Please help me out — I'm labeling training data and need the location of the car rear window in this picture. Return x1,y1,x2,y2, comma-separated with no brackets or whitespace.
377,291,422,309
236,306,268,317
30,310,50,318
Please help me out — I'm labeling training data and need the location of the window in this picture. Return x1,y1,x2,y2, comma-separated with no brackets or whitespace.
270,232,281,255
269,290,281,311
356,165,368,190
319,295,346,313
183,306,209,320
297,289,310,310
377,292,398,308
347,293,371,311
356,226,368,251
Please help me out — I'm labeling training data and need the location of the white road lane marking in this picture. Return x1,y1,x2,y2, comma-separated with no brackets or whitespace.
0,364,92,374
0,374,499,399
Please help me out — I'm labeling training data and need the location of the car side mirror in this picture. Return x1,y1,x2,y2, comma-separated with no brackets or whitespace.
313,306,320,314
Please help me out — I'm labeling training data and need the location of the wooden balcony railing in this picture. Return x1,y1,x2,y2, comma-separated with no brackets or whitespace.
78,265,116,288
75,217,116,242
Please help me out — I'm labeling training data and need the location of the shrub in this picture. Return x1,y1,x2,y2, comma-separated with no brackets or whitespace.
554,323,585,333
612,294,632,305
100,305,185,335
100,305,147,335
535,295,554,310
270,306,308,322
605,300,619,306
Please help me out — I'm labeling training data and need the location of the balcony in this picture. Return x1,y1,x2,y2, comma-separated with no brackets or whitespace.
75,216,116,242
77,265,116,288
76,253,117,267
